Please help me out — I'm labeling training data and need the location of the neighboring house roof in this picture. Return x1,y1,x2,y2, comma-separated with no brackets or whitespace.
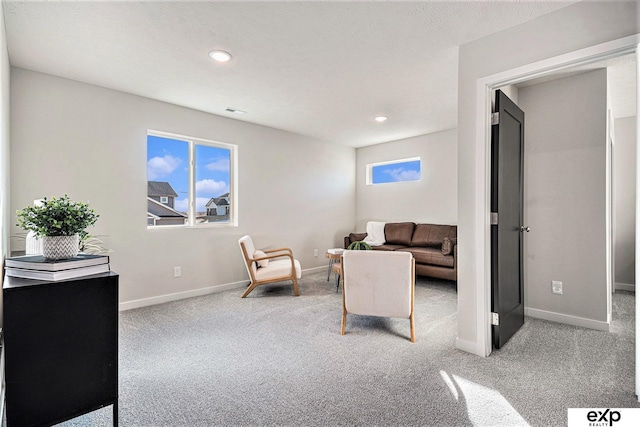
148,181,178,197
205,193,230,208
147,197,187,218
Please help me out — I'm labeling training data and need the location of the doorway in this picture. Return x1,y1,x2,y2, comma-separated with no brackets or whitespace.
472,35,639,372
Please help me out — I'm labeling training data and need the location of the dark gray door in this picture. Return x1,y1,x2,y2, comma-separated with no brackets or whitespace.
491,89,526,349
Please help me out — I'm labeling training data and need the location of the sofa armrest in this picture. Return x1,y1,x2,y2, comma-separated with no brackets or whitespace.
344,232,368,249
453,243,458,271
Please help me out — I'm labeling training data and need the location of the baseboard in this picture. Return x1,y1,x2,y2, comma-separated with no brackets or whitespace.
455,337,485,357
615,282,635,292
525,307,610,332
119,280,249,311
119,266,327,311
306,265,328,274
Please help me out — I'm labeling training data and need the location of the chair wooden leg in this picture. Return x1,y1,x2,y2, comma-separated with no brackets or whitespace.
292,277,300,296
341,309,347,335
241,282,259,298
409,312,416,343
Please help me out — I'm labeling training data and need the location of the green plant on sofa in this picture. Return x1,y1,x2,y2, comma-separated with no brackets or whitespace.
347,240,371,250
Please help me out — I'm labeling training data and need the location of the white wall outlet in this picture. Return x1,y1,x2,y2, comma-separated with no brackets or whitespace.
313,249,319,257
552,280,563,295
174,266,182,278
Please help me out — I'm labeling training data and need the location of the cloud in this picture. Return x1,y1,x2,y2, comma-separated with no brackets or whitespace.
195,179,228,195
206,158,230,172
195,197,213,213
385,167,420,182
147,155,182,180
174,197,189,213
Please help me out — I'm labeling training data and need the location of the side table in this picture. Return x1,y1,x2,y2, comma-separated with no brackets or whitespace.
3,272,119,427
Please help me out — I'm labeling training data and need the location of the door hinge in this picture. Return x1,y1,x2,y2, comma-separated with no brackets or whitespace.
490,212,498,225
491,312,499,326
491,112,499,125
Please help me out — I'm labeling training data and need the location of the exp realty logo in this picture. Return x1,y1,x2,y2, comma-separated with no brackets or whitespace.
568,408,640,427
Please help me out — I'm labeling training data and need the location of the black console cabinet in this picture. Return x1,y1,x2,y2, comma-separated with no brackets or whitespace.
3,272,119,426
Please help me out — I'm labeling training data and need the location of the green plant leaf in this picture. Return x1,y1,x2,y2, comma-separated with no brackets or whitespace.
16,194,99,237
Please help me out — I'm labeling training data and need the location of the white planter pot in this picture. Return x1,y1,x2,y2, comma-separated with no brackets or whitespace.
42,235,79,260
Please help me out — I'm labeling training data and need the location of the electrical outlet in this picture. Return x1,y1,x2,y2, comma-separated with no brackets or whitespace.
314,249,318,257
552,280,562,295
174,266,182,278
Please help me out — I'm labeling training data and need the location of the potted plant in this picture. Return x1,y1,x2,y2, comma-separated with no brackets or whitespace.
16,194,99,260
347,240,372,250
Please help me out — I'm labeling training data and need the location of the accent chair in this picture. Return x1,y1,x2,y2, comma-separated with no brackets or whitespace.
238,235,301,298
340,250,416,342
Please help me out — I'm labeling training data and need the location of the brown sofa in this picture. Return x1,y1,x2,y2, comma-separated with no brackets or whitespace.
344,222,457,281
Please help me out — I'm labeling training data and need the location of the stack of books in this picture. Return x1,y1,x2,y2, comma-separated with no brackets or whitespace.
4,254,110,281
327,248,345,255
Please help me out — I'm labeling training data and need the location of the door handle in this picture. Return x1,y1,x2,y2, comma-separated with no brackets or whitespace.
520,226,531,232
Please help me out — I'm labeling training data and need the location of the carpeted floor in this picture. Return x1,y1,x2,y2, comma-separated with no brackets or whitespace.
55,269,638,426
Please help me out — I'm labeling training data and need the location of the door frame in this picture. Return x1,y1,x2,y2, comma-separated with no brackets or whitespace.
472,35,639,369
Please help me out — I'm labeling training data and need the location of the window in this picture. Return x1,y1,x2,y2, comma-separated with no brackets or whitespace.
367,157,421,185
147,130,237,227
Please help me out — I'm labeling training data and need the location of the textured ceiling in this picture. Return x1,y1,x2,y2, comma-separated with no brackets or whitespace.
4,0,582,147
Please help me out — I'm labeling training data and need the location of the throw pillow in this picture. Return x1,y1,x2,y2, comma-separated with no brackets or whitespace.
441,237,458,255
253,250,269,268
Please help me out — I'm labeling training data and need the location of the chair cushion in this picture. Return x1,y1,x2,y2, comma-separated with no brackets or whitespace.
253,250,269,268
254,259,302,281
238,235,256,255
411,224,456,247
384,222,415,246
441,237,458,255
397,247,454,268
238,235,258,276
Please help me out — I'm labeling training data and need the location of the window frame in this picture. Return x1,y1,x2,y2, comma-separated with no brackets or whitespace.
366,157,421,185
147,130,238,229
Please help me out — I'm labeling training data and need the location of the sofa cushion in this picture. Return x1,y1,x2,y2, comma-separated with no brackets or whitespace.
384,222,415,246
371,244,408,251
398,247,454,268
411,224,457,247
441,237,458,255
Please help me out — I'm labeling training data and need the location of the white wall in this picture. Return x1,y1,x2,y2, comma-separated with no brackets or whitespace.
10,68,356,307
354,129,457,230
0,0,11,326
614,116,637,288
457,0,638,355
519,69,609,325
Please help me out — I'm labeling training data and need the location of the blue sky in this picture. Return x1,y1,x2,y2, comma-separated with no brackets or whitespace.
147,135,230,212
372,159,421,184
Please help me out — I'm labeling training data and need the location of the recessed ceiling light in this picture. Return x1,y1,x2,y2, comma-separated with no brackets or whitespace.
209,50,232,62
225,108,247,115
375,116,388,122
